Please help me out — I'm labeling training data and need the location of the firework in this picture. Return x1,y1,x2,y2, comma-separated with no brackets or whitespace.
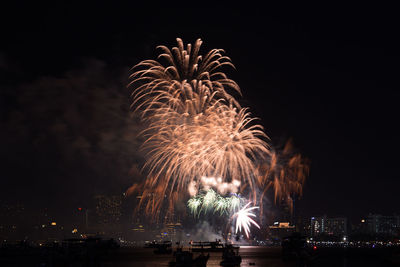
129,38,270,218
127,38,309,226
202,189,218,211
198,176,241,196
227,194,243,213
141,104,269,198
233,202,260,238
129,38,241,117
256,138,310,220
187,189,245,216
214,195,229,215
187,196,202,217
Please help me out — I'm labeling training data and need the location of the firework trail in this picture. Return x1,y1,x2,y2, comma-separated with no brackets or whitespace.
187,189,244,217
128,38,270,219
129,38,241,117
127,38,309,230
256,138,310,220
233,202,260,238
187,191,261,238
143,106,269,192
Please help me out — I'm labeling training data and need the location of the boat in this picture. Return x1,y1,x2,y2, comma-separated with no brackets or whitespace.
144,241,159,248
191,240,225,252
154,241,173,254
220,244,242,267
169,247,209,267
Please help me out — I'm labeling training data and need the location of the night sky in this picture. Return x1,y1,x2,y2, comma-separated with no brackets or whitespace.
1,2,399,223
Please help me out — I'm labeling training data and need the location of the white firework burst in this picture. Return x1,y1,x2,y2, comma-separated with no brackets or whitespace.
233,202,260,238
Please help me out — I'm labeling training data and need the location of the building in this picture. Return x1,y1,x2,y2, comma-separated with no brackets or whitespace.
325,217,347,237
310,216,324,236
162,222,183,241
351,218,369,234
269,222,296,240
310,215,347,238
296,216,311,236
92,195,123,231
366,214,400,236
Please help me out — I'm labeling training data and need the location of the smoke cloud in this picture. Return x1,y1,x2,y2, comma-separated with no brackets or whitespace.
0,59,145,210
186,221,224,242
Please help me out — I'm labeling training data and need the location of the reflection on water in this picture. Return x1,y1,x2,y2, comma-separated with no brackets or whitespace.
99,246,398,267
1,245,398,266
102,247,287,267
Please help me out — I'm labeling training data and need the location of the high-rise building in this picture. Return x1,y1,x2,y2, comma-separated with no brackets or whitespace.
92,195,123,231
310,216,323,236
296,216,311,236
162,222,183,241
310,215,347,238
325,217,347,237
366,214,400,235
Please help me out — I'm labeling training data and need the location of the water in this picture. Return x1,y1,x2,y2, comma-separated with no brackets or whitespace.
1,246,398,266
99,246,398,267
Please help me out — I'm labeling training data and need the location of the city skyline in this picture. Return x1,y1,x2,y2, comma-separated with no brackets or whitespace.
2,196,399,245
1,195,399,230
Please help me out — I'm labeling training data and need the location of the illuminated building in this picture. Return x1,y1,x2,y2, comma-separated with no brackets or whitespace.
162,222,183,240
296,216,311,235
310,216,323,236
366,213,400,235
310,215,347,238
93,195,123,231
325,217,347,237
269,222,296,240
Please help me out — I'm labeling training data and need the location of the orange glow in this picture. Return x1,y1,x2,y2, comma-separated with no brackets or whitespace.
127,38,308,221
128,38,269,220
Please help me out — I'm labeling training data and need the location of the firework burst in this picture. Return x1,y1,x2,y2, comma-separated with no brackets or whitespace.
187,196,202,217
233,202,260,238
256,138,310,221
128,38,270,219
142,105,269,194
129,38,241,117
127,38,309,227
187,189,245,217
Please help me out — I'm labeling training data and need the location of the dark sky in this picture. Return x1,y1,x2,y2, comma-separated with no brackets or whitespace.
1,2,399,223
